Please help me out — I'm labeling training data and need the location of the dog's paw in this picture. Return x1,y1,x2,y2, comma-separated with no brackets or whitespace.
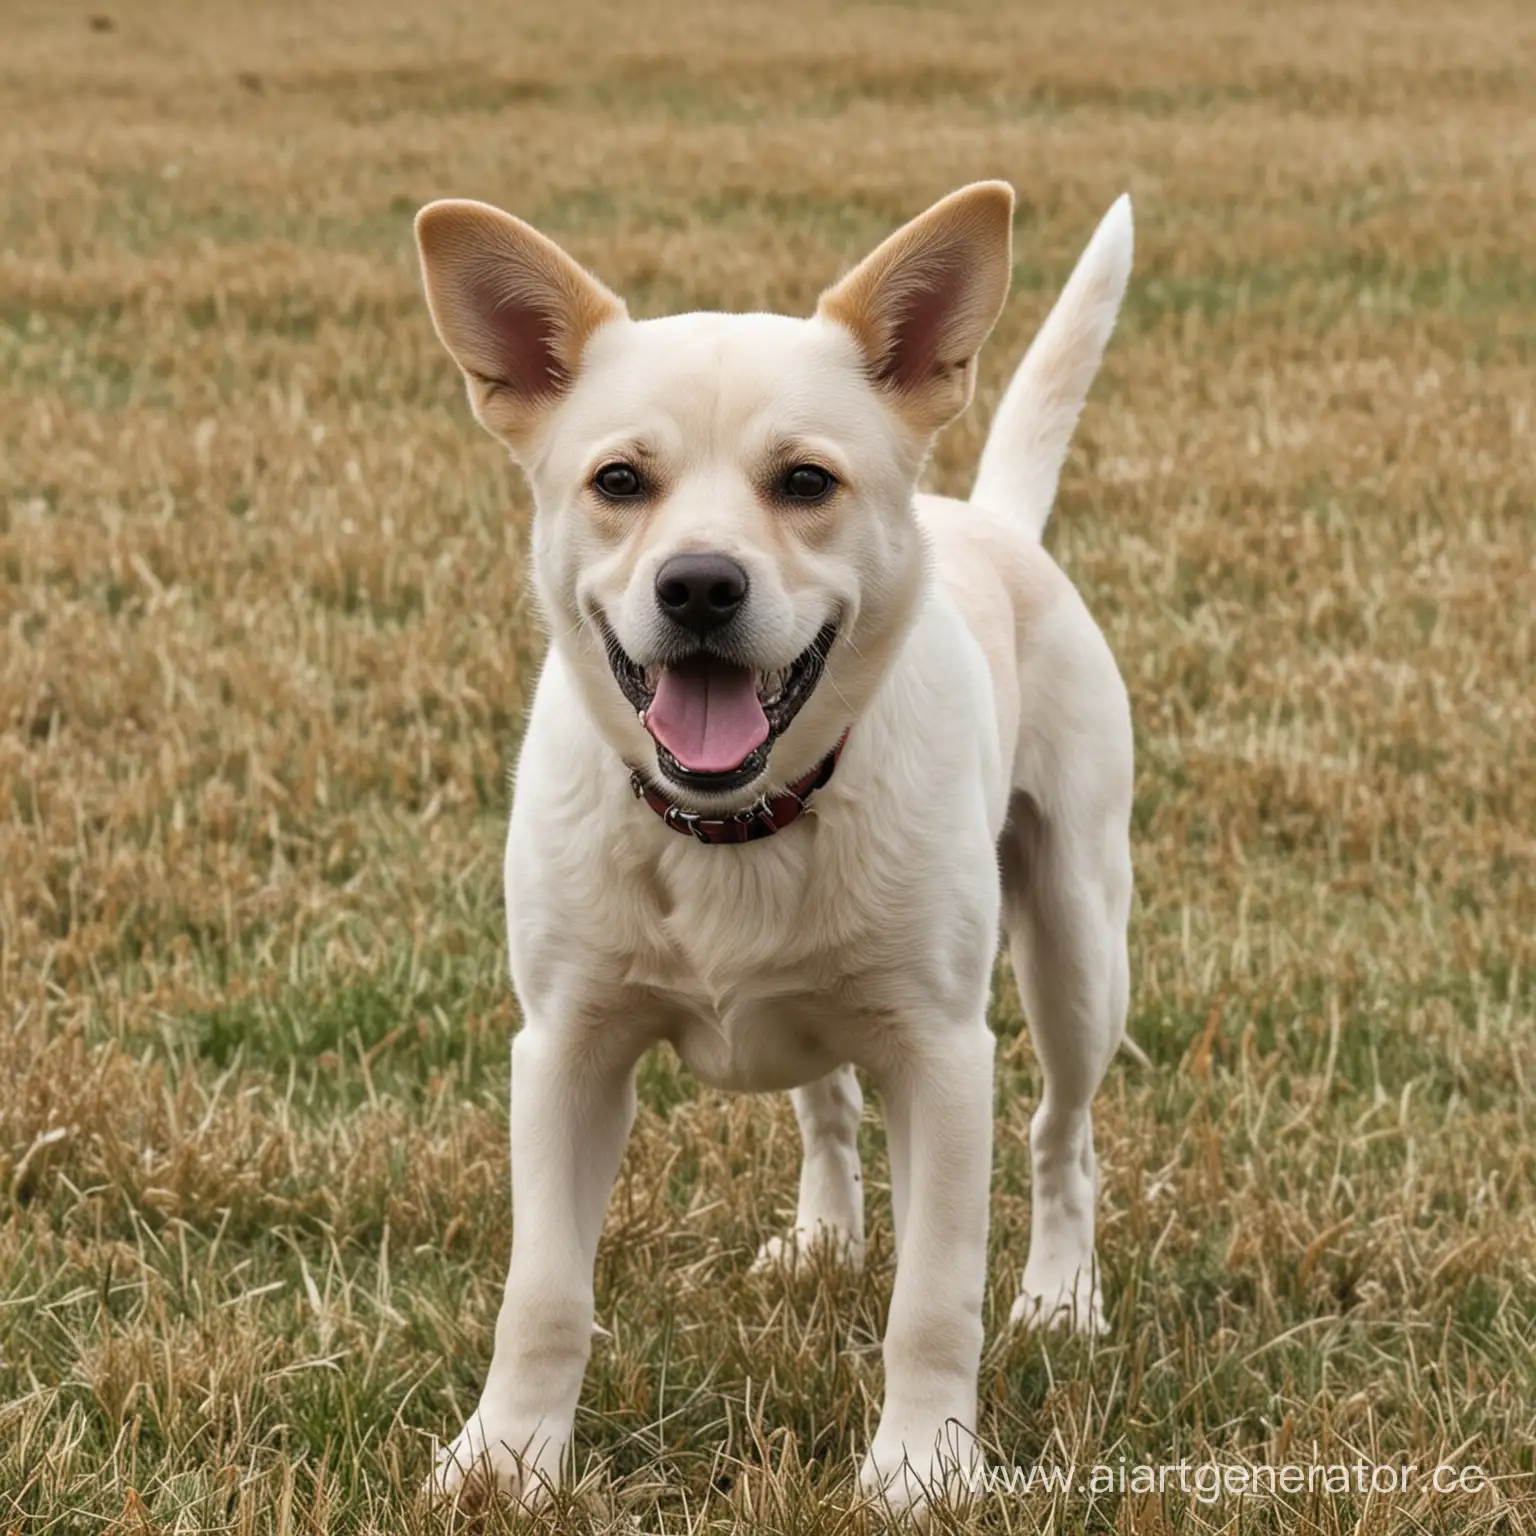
750,1222,864,1274
1009,1261,1106,1335
425,1410,565,1510
858,1418,980,1525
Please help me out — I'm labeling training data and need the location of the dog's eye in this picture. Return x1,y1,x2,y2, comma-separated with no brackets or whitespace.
781,465,837,503
593,463,645,500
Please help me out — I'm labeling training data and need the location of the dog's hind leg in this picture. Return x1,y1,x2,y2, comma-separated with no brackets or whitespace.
753,1065,865,1270
1001,790,1130,1334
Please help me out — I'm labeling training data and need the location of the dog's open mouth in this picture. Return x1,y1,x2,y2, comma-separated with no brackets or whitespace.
602,621,838,792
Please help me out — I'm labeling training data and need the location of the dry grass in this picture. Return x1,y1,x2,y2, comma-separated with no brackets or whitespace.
3,0,1535,1529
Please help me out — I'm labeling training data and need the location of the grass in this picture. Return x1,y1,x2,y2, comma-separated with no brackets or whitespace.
2,0,1534,1529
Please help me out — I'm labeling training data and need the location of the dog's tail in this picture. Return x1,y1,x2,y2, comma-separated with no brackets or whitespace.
969,194,1133,541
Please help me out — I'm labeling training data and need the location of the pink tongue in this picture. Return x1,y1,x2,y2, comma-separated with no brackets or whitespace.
644,655,770,774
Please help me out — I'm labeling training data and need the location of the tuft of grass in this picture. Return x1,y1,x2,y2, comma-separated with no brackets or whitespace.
3,0,1534,1529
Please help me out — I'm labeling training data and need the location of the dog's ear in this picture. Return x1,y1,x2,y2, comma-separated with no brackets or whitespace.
415,199,626,454
817,181,1014,434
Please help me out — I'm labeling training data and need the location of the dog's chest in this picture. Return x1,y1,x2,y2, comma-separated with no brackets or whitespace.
621,840,873,1092
663,991,847,1093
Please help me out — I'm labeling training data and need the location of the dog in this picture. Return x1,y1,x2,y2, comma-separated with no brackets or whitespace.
413,180,1135,1516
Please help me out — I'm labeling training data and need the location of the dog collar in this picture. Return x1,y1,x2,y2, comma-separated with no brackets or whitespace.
629,731,849,845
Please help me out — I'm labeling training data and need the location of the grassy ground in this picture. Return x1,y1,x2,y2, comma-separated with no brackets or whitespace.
3,0,1535,1530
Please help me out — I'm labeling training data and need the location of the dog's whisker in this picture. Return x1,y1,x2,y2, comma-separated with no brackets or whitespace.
548,608,602,647
822,668,856,717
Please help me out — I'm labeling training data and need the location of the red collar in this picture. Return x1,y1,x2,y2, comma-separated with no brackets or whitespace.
629,732,849,844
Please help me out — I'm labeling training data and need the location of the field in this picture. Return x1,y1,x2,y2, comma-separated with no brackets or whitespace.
3,0,1535,1530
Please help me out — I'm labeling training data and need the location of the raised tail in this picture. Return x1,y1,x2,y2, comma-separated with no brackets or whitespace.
970,194,1134,540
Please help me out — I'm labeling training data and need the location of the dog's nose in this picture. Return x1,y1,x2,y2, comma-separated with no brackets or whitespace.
654,553,748,635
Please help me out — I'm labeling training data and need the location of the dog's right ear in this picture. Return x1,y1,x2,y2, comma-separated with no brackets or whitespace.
414,200,626,455
817,182,1014,436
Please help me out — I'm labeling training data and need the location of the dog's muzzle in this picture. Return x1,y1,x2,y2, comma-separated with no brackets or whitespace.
600,617,839,794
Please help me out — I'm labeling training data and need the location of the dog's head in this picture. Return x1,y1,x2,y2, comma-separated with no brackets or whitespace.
415,184,1013,805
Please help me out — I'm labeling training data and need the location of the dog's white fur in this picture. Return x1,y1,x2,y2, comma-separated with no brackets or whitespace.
414,183,1135,1516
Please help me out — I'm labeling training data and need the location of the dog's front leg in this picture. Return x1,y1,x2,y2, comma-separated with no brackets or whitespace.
432,1026,637,1506
861,1025,994,1518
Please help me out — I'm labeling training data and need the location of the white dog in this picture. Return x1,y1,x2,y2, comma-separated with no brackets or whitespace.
414,181,1135,1516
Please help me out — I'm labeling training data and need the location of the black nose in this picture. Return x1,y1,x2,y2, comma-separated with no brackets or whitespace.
654,553,749,635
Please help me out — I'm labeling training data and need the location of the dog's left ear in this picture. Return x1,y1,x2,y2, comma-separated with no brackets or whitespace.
817,181,1014,434
414,199,626,456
